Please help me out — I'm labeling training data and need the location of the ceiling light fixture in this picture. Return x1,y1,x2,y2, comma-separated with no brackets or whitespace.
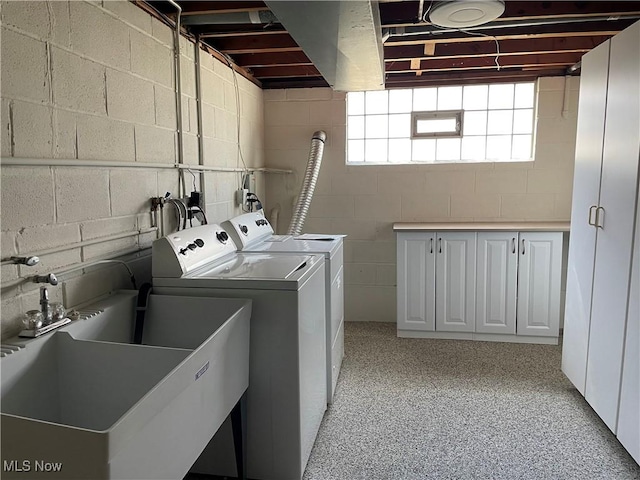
429,0,505,29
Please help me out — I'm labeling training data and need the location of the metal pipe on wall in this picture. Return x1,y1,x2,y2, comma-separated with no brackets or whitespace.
194,34,207,202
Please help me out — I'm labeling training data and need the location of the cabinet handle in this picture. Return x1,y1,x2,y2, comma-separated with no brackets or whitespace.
438,238,442,253
588,205,598,226
512,237,516,254
521,239,526,255
596,206,605,229
430,237,433,254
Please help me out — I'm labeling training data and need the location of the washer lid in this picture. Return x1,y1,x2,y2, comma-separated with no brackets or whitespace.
187,253,315,280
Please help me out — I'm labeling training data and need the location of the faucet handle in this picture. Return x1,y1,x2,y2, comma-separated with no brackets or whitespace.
33,273,58,286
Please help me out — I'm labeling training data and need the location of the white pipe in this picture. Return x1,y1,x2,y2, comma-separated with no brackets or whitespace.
287,131,326,235
562,75,571,119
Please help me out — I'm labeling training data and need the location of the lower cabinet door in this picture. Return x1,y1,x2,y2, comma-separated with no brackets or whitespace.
436,232,476,332
476,232,518,335
516,232,562,337
397,232,436,331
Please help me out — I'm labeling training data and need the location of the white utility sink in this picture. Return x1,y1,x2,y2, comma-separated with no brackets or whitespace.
1,291,251,480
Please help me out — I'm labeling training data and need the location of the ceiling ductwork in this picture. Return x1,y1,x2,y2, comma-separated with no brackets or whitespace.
264,0,385,91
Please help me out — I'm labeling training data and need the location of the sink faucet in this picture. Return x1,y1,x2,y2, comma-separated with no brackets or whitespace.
40,287,52,325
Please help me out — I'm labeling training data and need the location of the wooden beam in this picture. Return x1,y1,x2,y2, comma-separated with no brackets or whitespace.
410,58,421,70
389,62,575,75
423,42,436,56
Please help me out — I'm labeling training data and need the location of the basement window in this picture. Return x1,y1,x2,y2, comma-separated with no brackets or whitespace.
346,82,535,164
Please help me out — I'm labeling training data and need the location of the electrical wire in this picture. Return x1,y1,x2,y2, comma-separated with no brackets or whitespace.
186,168,198,191
458,28,501,71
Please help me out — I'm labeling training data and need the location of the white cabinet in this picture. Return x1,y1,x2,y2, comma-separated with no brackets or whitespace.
517,232,562,337
476,232,518,335
397,227,564,344
561,20,640,462
435,233,476,333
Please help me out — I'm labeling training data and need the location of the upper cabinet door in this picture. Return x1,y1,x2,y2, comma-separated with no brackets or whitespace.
476,232,518,335
561,39,611,395
436,232,476,333
586,20,640,433
517,232,562,337
397,232,436,331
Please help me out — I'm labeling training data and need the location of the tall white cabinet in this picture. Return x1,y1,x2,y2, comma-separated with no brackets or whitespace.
562,20,640,464
396,224,566,344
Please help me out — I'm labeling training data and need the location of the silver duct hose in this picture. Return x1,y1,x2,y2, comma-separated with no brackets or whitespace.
287,131,327,235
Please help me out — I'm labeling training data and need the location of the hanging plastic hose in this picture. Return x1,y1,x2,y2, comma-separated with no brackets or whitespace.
287,131,327,235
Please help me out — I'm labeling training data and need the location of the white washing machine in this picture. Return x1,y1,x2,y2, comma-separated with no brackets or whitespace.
222,211,345,404
151,224,326,480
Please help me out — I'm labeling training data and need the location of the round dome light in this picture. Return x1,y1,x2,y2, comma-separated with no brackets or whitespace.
429,0,505,28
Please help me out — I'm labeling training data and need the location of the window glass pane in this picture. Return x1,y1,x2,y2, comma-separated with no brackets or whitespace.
389,89,413,113
488,84,514,109
416,117,458,134
365,115,388,138
512,135,532,159
389,114,411,138
463,85,488,110
348,140,365,162
348,115,365,139
513,109,533,134
365,90,388,114
365,139,388,162
487,110,513,135
436,138,461,161
437,86,463,110
486,135,512,160
462,136,486,160
347,92,365,115
412,139,436,161
389,139,412,163
413,87,437,111
463,111,487,135
514,83,535,108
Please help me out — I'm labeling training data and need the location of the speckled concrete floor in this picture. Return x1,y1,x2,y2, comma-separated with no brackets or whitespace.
302,322,640,480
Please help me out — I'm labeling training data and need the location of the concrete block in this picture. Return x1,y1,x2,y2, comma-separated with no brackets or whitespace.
1,28,49,103
188,97,198,134
19,249,81,279
17,223,80,253
348,240,396,264
264,126,320,151
332,91,346,100
1,265,19,285
76,114,135,161
375,172,426,196
450,193,501,218
308,101,334,126
527,168,574,194
138,230,157,250
202,69,225,108
55,167,110,223
424,170,476,194
1,296,23,341
53,108,77,159
1,167,54,230
286,88,333,101
302,217,332,234
265,102,310,126
538,76,566,91
180,94,191,133
212,171,236,203
329,127,346,152
1,231,17,258
106,69,155,125
103,0,153,34
69,1,131,70
375,221,396,241
345,263,377,285
180,36,195,61
213,56,234,83
344,285,395,322
475,170,528,194
201,103,215,138
12,101,53,158
83,236,137,261
180,57,196,98
81,215,137,241
214,108,238,142
307,195,354,218
376,264,396,286
263,90,286,102
354,194,401,221
500,194,555,220
62,266,119,308
131,30,173,87
205,201,233,225
151,17,173,47
535,117,578,145
1,1,70,46
554,190,573,221
401,193,450,220
157,169,181,199
109,169,158,217
154,85,177,129
224,81,238,115
203,138,236,168
1,99,11,157
182,132,199,164
537,90,564,119
51,47,106,115
331,100,347,126
135,125,176,164
329,218,376,240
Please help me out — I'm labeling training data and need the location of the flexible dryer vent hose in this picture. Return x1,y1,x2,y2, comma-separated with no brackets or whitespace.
287,131,327,235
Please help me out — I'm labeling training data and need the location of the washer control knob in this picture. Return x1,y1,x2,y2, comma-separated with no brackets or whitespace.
216,231,229,243
187,243,197,250
240,225,248,235
179,248,188,255
194,238,205,248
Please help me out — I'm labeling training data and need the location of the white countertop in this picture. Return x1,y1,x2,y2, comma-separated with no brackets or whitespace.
393,222,570,232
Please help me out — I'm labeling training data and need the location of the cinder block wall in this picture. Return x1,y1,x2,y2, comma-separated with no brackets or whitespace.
264,78,578,322
0,1,265,339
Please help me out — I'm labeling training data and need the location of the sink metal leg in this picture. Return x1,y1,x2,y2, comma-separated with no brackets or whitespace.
231,390,247,480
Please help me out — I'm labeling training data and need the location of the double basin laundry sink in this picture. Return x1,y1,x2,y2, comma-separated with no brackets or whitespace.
1,291,251,479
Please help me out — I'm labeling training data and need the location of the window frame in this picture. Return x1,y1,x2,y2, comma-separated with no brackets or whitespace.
411,110,463,139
